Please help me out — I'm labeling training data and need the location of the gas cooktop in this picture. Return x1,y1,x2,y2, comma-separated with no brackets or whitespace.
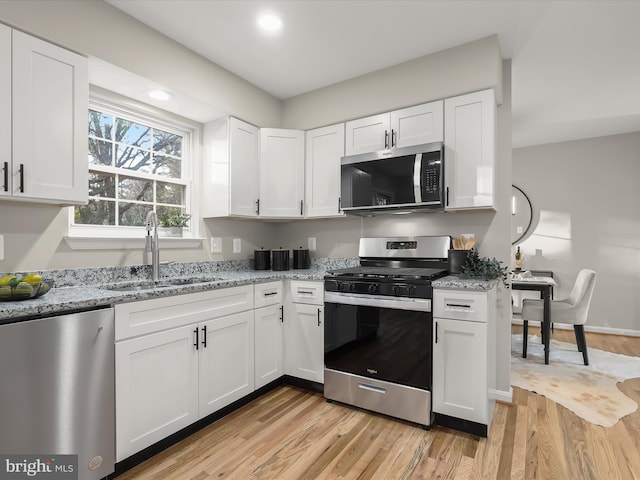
326,266,449,281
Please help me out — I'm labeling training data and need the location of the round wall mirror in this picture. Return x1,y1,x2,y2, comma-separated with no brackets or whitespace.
511,185,533,245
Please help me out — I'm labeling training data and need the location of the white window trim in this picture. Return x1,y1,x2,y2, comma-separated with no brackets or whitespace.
66,90,203,250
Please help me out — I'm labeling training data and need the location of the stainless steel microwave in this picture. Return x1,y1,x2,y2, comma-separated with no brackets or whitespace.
340,142,444,215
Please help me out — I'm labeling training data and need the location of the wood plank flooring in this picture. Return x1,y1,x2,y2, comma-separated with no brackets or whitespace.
116,327,640,479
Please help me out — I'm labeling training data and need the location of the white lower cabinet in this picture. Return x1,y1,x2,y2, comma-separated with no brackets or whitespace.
284,281,324,383
254,281,284,389
199,310,255,417
115,324,199,462
432,287,496,435
115,286,255,461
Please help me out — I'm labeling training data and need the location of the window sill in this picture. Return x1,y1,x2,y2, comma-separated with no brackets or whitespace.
64,236,204,250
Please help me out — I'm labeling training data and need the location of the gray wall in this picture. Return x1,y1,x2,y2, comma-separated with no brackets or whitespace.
513,132,640,334
282,35,503,130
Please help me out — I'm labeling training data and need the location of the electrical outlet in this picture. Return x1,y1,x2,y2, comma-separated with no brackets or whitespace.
211,237,222,253
0,234,4,261
233,238,241,253
308,237,316,251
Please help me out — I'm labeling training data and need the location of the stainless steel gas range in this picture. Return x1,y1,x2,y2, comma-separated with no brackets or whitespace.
323,235,451,427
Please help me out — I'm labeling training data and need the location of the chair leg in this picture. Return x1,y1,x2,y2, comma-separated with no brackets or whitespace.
522,320,528,358
574,325,589,365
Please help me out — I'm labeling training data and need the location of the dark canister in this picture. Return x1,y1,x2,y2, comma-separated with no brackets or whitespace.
271,248,290,271
254,248,271,270
448,249,471,274
292,247,310,269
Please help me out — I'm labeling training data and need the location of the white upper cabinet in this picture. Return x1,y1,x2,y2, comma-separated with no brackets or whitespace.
259,128,305,218
344,113,390,156
1,27,88,204
444,89,496,210
345,101,443,156
391,102,444,148
202,117,259,218
305,123,345,218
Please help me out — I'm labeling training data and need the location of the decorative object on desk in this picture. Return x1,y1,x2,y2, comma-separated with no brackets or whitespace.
511,185,533,245
514,246,522,271
458,248,509,287
158,211,191,236
511,334,640,427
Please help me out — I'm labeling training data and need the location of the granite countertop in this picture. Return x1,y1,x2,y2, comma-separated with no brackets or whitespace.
0,261,497,323
0,259,354,324
432,275,499,291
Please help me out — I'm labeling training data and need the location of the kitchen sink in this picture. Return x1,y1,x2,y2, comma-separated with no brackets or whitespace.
106,277,218,292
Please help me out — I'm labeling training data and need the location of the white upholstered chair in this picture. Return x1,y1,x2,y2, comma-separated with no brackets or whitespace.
521,269,597,365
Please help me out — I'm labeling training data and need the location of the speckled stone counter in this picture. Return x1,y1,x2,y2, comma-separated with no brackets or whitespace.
0,258,359,323
432,275,499,291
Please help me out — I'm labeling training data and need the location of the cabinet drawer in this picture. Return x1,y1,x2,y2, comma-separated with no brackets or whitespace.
289,280,323,305
433,289,488,323
115,285,254,341
254,281,283,308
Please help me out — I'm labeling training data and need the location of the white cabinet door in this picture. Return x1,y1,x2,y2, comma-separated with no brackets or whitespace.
305,123,344,217
115,325,199,462
11,30,88,204
345,113,390,156
254,304,283,389
199,310,255,417
432,317,488,424
391,101,443,148
444,89,496,210
0,24,10,198
284,303,324,383
259,128,305,217
229,117,260,216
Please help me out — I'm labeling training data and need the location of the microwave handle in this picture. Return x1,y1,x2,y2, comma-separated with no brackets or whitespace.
413,153,422,203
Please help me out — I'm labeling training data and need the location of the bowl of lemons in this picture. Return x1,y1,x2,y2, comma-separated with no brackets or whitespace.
0,274,53,301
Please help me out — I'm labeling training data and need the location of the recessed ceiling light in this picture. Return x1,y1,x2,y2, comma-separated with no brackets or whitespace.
148,89,173,101
257,14,283,33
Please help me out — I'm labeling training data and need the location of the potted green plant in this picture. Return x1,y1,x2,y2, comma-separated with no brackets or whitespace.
458,248,509,287
158,212,191,237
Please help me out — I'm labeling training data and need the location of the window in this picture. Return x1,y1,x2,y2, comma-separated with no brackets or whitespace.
71,99,194,236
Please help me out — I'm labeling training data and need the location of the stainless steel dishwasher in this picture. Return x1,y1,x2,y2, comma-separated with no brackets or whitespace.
0,307,115,480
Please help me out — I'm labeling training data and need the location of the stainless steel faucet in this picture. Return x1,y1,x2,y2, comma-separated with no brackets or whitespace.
145,211,160,282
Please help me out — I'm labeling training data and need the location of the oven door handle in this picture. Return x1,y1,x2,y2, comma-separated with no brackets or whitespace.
324,291,431,312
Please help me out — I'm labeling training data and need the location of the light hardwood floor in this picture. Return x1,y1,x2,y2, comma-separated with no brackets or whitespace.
116,327,640,479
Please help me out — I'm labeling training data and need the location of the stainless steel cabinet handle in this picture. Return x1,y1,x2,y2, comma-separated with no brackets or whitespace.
391,129,396,147
317,308,321,326
263,291,278,297
2,161,7,192
446,186,449,206
201,325,207,348
435,321,438,343
298,290,314,295
280,305,284,323
446,303,471,308
256,198,260,215
384,130,389,149
358,383,386,394
194,327,199,350
300,199,303,216
338,197,341,213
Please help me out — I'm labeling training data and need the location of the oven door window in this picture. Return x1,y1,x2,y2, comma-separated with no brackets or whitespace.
324,302,432,390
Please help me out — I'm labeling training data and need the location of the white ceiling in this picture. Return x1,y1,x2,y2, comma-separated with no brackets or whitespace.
106,0,640,148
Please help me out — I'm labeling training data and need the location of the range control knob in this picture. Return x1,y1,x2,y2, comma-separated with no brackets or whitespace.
408,285,416,295
349,282,357,292
335,282,345,292
368,283,378,294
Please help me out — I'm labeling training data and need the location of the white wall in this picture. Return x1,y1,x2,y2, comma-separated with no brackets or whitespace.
0,0,281,127
513,132,640,334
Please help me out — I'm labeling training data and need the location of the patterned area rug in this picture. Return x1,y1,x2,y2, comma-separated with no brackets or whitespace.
511,334,640,427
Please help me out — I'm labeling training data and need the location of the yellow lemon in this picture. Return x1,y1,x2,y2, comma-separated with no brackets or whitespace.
0,285,11,298
0,275,16,285
23,274,42,285
14,282,33,296
8,277,23,287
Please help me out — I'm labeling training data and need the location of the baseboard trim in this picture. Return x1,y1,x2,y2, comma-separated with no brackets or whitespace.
511,318,640,337
490,387,513,404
